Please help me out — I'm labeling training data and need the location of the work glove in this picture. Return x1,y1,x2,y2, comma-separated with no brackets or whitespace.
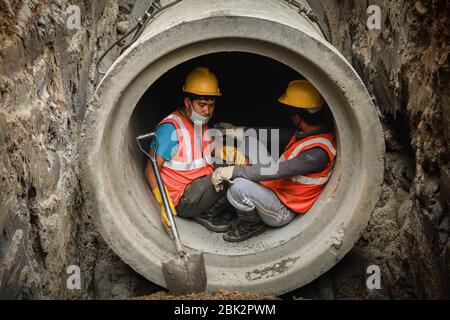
211,166,235,192
220,145,250,166
152,187,177,235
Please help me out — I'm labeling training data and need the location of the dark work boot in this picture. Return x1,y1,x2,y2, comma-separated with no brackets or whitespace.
194,197,234,233
223,209,266,242
221,209,237,224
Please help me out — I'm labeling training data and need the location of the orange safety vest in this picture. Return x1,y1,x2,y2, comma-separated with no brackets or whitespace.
260,131,336,214
156,110,214,206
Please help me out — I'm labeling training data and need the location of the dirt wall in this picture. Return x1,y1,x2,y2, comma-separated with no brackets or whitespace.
291,0,449,299
0,0,448,299
0,0,156,299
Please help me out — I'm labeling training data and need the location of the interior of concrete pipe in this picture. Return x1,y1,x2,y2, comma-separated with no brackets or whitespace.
131,52,302,135
128,51,330,253
80,0,385,295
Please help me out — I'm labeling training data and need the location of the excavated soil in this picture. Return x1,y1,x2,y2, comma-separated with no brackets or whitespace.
133,289,278,300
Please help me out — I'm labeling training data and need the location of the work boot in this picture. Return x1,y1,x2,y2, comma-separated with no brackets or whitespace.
222,209,237,224
194,197,234,233
223,209,266,242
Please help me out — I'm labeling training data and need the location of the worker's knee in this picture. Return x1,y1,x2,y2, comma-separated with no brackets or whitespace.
227,178,258,211
182,175,226,208
183,181,203,204
228,178,253,197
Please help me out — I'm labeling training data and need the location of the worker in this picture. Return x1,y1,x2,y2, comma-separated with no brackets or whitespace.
145,67,234,234
211,80,337,242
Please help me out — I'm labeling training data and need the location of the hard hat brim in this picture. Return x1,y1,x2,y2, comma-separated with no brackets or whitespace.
183,88,222,97
278,95,323,109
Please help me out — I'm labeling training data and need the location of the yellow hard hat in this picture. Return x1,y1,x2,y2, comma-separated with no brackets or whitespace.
182,67,222,96
278,80,324,109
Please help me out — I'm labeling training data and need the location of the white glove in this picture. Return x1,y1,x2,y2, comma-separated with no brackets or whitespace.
211,166,235,192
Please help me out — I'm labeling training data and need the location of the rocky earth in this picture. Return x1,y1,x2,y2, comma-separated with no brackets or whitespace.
0,0,449,299
291,0,450,299
0,0,156,299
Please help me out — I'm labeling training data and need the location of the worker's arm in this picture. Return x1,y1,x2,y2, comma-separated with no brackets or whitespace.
145,122,179,189
145,123,179,233
145,152,166,190
232,147,330,182
146,153,177,233
243,126,294,151
145,122,178,188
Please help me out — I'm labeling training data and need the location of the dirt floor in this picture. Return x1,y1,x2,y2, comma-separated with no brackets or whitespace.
133,289,278,300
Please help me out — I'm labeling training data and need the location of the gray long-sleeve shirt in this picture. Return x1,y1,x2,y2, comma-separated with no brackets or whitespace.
232,127,333,182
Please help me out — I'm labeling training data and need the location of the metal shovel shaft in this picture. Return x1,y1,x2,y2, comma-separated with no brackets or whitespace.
148,148,184,253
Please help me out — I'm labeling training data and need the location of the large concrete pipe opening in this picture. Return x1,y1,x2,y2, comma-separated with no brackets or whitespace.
81,0,385,295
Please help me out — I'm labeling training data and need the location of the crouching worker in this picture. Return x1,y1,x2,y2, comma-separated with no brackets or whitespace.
211,80,337,242
145,67,234,234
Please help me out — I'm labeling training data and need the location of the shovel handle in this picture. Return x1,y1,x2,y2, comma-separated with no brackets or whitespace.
136,133,184,254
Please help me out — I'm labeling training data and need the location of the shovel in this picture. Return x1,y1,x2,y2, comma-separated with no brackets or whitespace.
136,132,207,295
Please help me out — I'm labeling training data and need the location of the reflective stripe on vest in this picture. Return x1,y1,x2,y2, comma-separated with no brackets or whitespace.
162,114,210,171
163,158,208,171
287,137,336,185
291,171,332,185
287,137,337,160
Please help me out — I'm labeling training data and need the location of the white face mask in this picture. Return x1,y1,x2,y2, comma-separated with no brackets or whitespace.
188,100,211,125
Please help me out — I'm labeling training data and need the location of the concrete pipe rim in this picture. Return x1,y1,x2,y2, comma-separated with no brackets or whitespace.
81,15,384,295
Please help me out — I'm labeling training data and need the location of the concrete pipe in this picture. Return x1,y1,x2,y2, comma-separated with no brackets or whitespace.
80,0,385,295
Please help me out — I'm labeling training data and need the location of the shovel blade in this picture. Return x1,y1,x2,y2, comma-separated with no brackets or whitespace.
162,251,207,296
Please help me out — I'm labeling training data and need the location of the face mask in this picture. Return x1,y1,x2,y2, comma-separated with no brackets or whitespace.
289,110,301,131
188,100,211,125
